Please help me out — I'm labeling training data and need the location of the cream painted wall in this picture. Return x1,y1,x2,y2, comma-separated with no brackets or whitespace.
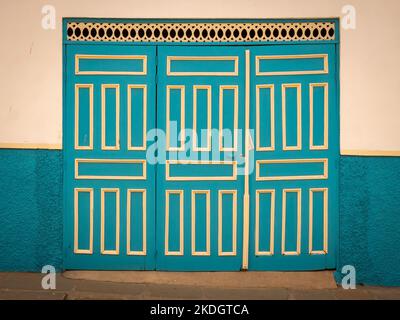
0,0,399,151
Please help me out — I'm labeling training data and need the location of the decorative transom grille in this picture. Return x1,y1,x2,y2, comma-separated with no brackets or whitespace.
66,22,335,42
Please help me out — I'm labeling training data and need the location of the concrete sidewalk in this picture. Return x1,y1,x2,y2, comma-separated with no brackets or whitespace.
0,272,399,300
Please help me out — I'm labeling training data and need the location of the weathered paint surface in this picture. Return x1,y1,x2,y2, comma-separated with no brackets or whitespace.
0,150,399,285
0,150,63,271
336,156,400,286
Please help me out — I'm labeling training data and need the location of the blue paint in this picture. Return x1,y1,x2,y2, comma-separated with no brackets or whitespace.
335,156,400,286
0,150,399,285
156,46,246,270
64,44,157,270
62,19,340,271
0,149,63,271
0,18,398,283
248,44,339,271
156,44,339,271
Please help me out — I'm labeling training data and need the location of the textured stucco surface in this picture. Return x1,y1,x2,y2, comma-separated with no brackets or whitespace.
336,156,400,286
0,150,63,271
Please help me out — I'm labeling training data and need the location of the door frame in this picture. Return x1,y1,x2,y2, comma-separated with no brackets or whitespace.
62,18,340,271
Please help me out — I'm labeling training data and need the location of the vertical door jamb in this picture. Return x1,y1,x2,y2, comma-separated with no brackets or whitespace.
242,49,251,270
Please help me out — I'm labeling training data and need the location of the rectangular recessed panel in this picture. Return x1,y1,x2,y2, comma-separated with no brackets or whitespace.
257,159,327,181
256,190,275,255
282,189,301,255
75,159,146,180
310,83,328,150
101,189,119,255
192,191,210,255
193,86,211,151
76,190,91,251
127,190,146,255
165,191,183,255
282,84,301,150
166,161,237,181
74,188,93,254
102,85,120,150
167,86,185,150
256,85,275,151
256,54,328,75
128,85,147,150
218,191,237,256
309,188,328,254
75,55,146,75
75,84,93,150
219,86,238,151
167,56,238,76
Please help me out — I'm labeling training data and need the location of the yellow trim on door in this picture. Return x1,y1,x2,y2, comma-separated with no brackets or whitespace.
309,188,328,255
165,160,237,181
218,190,238,256
256,84,275,151
309,83,329,150
166,85,186,151
75,158,147,180
75,54,147,75
193,85,212,152
255,189,275,256
127,84,147,151
282,188,302,256
282,83,302,151
74,188,94,255
127,189,147,256
255,54,328,76
256,158,328,181
242,49,251,270
165,190,184,256
167,56,239,76
101,84,120,151
191,190,211,256
100,188,120,255
75,84,94,150
219,85,239,152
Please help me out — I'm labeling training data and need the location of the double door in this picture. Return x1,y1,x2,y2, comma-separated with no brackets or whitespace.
64,44,337,271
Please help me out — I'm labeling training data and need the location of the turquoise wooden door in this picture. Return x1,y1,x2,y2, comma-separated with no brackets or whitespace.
248,44,338,270
156,46,246,270
64,44,157,269
64,42,338,271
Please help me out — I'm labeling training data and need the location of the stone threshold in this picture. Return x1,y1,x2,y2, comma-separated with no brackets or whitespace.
63,270,337,290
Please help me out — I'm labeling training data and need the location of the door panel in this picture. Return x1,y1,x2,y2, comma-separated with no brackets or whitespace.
156,46,246,271
248,44,338,270
64,44,156,269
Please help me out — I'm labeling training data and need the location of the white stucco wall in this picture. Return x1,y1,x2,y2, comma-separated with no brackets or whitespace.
0,0,399,152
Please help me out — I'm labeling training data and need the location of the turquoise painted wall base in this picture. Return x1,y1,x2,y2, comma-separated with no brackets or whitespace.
0,150,63,271
0,150,399,285
335,156,400,286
